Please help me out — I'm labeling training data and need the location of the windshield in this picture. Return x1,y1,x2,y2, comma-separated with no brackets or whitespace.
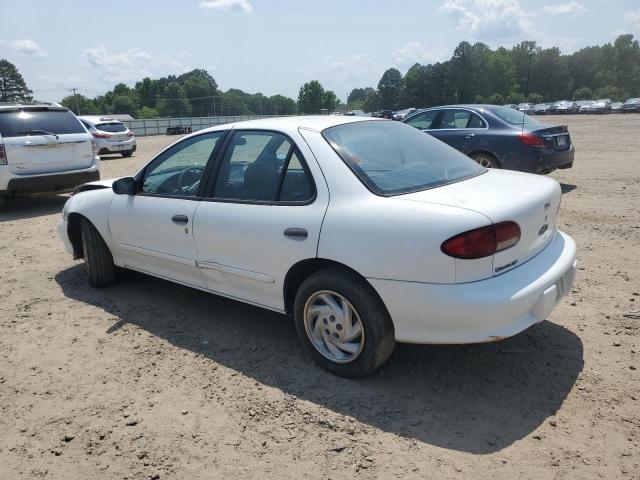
0,108,85,138
492,107,539,125
96,122,127,133
322,120,485,196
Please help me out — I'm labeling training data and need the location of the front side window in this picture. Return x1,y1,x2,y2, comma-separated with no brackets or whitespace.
0,108,85,138
211,131,314,203
323,120,485,196
141,132,223,197
405,110,438,130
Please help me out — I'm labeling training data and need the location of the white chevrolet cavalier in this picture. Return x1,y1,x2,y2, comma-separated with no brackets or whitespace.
58,116,577,377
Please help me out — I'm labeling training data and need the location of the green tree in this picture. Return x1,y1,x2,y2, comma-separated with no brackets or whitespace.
487,93,505,105
269,95,297,115
362,90,380,112
0,59,33,102
377,68,404,109
322,90,338,112
527,93,544,104
137,106,159,118
505,92,525,104
60,94,97,115
297,80,325,114
112,95,136,115
134,77,159,109
158,82,191,117
573,87,593,100
594,85,628,101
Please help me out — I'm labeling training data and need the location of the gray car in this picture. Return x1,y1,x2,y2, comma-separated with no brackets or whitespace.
402,104,575,174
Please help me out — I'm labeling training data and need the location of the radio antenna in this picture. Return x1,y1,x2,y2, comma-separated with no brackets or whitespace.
522,53,533,135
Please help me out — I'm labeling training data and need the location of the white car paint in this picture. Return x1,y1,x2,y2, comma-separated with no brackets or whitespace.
58,115,577,344
78,116,136,156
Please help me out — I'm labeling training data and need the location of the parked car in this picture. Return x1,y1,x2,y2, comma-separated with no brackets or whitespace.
576,100,594,113
622,98,640,113
550,100,577,114
517,103,534,113
58,116,577,377
343,110,366,116
402,105,574,173
392,108,417,121
79,116,136,158
588,99,611,114
503,104,518,110
0,102,100,205
533,103,551,115
611,101,624,113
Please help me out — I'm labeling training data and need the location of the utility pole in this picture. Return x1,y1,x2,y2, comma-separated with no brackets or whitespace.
69,88,81,115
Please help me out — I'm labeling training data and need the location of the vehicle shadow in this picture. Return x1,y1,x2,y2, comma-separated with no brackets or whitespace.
55,264,584,454
0,194,67,222
99,154,132,161
560,183,577,194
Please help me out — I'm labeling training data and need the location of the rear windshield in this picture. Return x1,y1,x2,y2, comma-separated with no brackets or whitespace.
492,107,539,125
322,120,485,196
96,122,127,133
0,108,85,138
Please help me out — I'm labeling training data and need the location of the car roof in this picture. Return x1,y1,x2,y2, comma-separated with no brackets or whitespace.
200,115,380,134
0,101,66,111
78,115,123,124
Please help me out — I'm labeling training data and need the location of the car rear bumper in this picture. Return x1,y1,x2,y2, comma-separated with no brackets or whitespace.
0,166,100,194
97,138,136,155
368,230,577,344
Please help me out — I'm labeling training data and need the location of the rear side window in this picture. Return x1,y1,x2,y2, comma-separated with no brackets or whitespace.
493,107,539,125
323,120,485,196
0,109,86,138
96,122,127,133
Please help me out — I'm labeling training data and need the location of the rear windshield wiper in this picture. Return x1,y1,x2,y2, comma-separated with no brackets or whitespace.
18,129,59,139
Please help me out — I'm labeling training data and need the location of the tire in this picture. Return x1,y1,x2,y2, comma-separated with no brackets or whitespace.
121,150,133,158
293,266,395,377
0,195,6,207
470,152,500,168
80,218,116,288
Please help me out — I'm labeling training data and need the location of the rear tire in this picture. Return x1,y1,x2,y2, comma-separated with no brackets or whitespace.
121,150,133,158
294,267,395,377
471,152,500,168
80,218,116,288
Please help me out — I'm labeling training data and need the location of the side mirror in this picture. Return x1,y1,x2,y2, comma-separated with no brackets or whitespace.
112,177,136,195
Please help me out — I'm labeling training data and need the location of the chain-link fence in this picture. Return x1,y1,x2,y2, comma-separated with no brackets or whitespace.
122,115,289,137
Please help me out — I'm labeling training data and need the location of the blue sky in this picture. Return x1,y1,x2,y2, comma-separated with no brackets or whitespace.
1,0,639,102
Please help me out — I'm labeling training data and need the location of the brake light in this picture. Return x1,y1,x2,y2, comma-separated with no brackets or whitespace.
127,131,134,137
91,138,98,155
518,132,546,148
441,222,521,259
92,132,111,139
0,143,6,165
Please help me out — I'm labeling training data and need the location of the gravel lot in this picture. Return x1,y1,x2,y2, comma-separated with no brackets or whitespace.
1,115,639,479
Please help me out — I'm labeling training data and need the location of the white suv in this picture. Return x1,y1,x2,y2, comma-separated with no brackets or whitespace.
79,116,136,157
0,102,100,204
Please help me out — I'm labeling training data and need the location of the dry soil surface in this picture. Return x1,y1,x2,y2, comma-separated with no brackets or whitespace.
1,115,639,479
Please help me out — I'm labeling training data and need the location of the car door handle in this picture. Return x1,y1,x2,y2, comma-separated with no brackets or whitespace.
171,214,189,224
284,228,307,239
464,133,476,138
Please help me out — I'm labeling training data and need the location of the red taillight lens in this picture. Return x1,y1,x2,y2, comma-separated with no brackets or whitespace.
441,222,521,259
0,144,6,165
518,132,546,148
92,132,111,139
127,131,134,137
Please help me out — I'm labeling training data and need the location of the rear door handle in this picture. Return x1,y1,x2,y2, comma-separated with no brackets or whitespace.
284,228,307,239
171,214,189,224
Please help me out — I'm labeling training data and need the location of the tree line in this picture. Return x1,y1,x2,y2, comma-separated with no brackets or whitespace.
346,34,640,112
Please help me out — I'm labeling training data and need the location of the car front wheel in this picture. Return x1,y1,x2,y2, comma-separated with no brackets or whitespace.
80,218,116,288
294,267,395,377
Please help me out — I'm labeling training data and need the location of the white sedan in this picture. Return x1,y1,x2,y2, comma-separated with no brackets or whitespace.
58,116,577,377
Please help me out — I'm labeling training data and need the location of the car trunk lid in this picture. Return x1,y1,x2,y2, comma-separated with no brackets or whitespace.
527,123,572,151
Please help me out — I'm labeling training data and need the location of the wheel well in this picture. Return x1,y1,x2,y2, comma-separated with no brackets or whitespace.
67,212,85,259
469,150,500,166
283,258,386,315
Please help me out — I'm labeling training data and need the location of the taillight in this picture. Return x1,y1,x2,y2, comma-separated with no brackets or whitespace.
91,138,98,155
0,143,6,165
518,132,546,148
127,131,134,137
441,222,521,259
92,132,111,139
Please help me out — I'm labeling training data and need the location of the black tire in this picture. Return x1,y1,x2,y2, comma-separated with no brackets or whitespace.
121,150,134,158
294,266,395,377
470,151,500,168
80,218,116,288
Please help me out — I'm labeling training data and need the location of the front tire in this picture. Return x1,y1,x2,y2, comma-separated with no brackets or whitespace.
294,267,395,377
471,152,500,168
80,218,116,288
121,150,134,158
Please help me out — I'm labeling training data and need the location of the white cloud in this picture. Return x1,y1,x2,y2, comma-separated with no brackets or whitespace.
392,41,449,70
199,0,252,13
625,9,640,31
79,45,189,85
439,0,532,43
542,1,586,16
10,39,47,59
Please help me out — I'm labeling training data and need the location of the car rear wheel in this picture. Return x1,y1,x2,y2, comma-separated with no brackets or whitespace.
294,267,395,377
80,218,116,288
121,150,134,158
471,152,500,168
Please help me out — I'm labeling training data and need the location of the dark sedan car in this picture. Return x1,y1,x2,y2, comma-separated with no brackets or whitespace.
402,105,575,174
622,98,640,113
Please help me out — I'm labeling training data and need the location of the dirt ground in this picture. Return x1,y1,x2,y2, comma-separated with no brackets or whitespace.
1,115,639,479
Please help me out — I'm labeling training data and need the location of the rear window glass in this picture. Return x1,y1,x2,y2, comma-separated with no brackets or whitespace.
96,122,127,133
492,107,539,125
0,109,85,138
322,120,485,196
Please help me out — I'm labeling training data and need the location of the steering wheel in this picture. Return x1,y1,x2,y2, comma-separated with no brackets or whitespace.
177,165,205,192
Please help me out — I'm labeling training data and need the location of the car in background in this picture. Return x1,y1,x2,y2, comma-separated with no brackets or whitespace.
392,108,417,121
622,98,640,113
503,104,518,110
79,116,136,158
0,102,100,205
577,101,594,113
402,104,574,174
550,100,577,114
343,110,366,116
611,102,623,113
517,103,534,113
533,103,551,115
58,115,576,377
587,99,611,114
